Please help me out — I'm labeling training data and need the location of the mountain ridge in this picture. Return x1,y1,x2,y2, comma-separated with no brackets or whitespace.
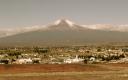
0,19,128,46
1,19,128,38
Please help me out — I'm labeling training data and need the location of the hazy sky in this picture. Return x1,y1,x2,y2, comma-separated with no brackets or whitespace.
0,0,128,28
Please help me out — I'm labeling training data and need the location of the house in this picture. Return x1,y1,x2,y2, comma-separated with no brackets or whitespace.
89,57,96,61
64,55,84,64
32,58,41,64
16,58,32,64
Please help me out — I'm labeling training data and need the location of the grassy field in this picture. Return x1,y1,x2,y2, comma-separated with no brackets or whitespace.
0,64,128,80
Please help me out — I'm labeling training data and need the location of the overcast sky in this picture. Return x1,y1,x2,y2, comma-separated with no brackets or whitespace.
0,0,128,28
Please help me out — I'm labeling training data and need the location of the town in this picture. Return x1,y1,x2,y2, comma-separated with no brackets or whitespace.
0,45,128,64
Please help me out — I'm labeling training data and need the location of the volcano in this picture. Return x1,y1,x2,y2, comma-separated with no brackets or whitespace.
0,19,128,46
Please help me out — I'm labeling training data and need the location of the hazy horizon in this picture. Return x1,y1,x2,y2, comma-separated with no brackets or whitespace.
0,0,128,28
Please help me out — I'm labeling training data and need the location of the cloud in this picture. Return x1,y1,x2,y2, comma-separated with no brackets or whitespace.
82,24,128,32
0,25,47,38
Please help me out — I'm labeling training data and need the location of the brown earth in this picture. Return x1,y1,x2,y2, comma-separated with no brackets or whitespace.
105,63,128,67
0,64,110,74
1,64,128,80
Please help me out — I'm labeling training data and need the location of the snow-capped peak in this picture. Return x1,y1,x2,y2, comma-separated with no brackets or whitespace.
54,19,61,25
54,19,75,26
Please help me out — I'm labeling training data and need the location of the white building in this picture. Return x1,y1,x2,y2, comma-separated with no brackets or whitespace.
64,55,84,64
16,58,33,64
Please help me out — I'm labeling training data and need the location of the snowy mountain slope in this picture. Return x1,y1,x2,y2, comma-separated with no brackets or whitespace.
0,19,128,46
0,19,128,38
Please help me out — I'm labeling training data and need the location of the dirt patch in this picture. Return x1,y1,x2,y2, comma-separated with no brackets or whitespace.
0,64,109,73
105,63,128,67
